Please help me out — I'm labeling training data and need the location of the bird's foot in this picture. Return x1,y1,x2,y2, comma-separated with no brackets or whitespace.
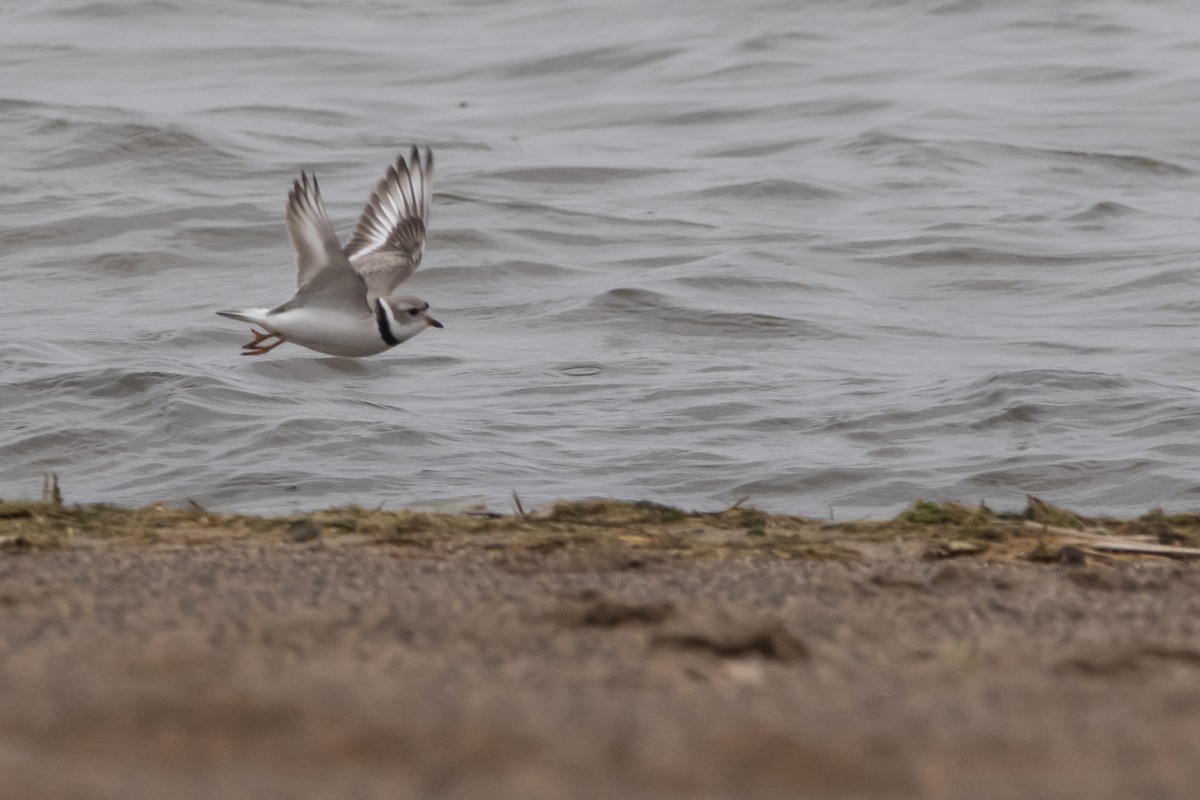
241,327,285,356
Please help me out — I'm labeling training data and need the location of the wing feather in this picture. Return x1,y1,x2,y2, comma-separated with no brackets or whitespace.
344,146,433,298
281,172,370,314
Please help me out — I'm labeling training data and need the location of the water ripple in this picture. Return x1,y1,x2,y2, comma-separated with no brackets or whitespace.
3,0,1200,518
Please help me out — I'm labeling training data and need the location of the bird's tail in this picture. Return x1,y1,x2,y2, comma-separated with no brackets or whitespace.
216,308,271,326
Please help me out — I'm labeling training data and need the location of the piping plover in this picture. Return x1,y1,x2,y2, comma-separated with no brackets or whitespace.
217,147,443,357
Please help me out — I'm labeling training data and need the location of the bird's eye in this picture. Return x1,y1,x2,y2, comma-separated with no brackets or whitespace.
407,308,420,316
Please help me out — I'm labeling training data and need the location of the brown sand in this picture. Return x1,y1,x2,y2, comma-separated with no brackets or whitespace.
1,498,1200,799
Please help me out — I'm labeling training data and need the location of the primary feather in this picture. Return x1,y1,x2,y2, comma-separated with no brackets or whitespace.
282,172,370,315
344,146,433,300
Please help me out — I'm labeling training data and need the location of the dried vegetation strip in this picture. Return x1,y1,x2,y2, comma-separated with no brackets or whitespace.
2,494,1200,563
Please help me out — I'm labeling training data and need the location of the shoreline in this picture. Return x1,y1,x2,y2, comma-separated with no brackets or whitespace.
4,494,1200,563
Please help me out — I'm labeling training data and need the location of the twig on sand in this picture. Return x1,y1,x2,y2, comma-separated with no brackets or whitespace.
725,496,749,513
1023,521,1200,559
41,473,62,507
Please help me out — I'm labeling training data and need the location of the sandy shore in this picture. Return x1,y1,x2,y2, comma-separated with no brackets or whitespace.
1,498,1199,799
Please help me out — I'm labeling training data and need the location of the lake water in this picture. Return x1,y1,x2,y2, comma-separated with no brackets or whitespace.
4,0,1200,517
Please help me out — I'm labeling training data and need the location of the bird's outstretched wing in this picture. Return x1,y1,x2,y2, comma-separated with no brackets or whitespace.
281,172,370,314
344,146,433,299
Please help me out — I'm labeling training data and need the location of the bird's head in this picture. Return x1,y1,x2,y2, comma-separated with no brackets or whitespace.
375,295,443,347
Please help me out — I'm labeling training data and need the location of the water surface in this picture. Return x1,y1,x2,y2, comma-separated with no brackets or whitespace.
4,0,1200,516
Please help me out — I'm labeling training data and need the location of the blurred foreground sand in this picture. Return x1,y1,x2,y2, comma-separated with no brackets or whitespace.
1,499,1198,799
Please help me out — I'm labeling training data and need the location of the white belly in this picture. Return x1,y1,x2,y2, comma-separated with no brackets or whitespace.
264,307,391,357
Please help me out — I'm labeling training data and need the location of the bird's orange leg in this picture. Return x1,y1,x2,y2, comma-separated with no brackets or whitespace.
241,327,286,356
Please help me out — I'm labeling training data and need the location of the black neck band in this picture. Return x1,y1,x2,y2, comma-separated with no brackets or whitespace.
375,301,400,346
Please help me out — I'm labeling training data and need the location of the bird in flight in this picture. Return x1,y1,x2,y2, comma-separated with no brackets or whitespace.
217,147,443,357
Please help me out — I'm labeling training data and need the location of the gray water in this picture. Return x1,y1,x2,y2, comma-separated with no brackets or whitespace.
4,0,1200,517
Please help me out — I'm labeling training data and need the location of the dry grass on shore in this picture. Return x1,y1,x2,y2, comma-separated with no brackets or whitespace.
4,491,1200,565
